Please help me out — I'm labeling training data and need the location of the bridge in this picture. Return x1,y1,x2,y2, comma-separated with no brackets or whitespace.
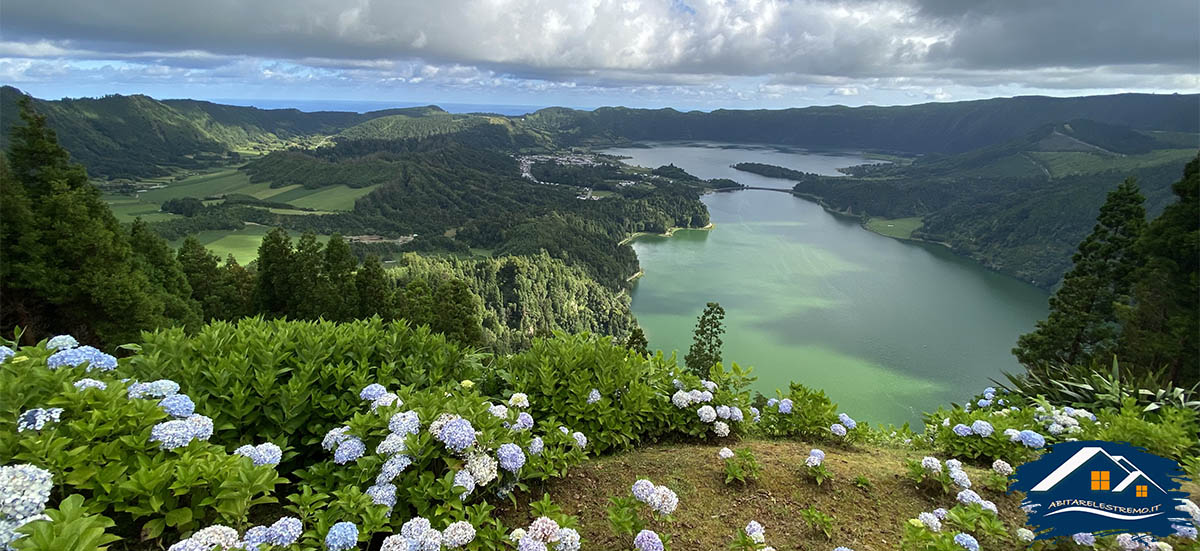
713,186,796,193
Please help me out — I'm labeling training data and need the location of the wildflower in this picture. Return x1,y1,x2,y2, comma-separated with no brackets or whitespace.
713,421,730,437
47,346,117,371
698,405,717,423
718,448,734,460
528,436,544,456
453,469,476,499
16,408,63,432
528,517,561,542
587,389,601,404
360,383,388,401
489,404,510,419
443,521,476,548
572,431,588,449
0,347,14,363
322,426,351,451
969,420,993,437
671,390,692,408
367,483,397,508
838,413,857,430
745,521,764,543
918,512,941,532
370,393,400,412
729,407,744,422
956,489,982,505
388,410,421,436
632,479,656,502
992,459,1013,476
326,522,358,551
716,405,731,419
953,533,979,551
921,456,942,473
1016,528,1035,542
831,423,847,437
377,454,413,484
159,394,195,418
467,452,498,486
509,393,530,408
498,443,526,472
555,528,581,551
648,485,678,515
0,464,53,519
778,399,793,414
73,378,106,390
334,437,366,464
268,517,302,546
45,335,78,350
951,424,973,437
1018,429,1046,448
950,469,972,489
933,508,948,520
377,433,408,456
1073,533,1096,546
234,443,283,466
439,418,477,452
634,530,664,551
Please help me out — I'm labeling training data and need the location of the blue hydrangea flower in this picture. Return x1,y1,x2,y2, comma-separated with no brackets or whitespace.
322,426,351,451
0,464,53,519
443,521,476,549
933,508,948,519
716,405,731,419
439,418,476,452
698,405,717,423
703,380,718,392
47,346,117,371
45,335,78,350
634,530,663,551
73,378,106,391
128,379,180,399
838,413,857,430
778,399,793,414
729,407,744,422
766,398,779,408
921,456,941,472
528,436,544,456
1173,524,1197,539
401,518,433,541
334,437,366,464
325,522,358,551
831,423,847,437
956,489,982,505
366,483,397,508
572,431,588,449
150,419,197,449
749,406,760,422
377,454,413,484
388,411,421,436
950,469,971,489
159,394,195,418
809,449,825,462
498,443,526,472
518,536,548,551
954,533,979,551
244,525,273,547
977,399,992,408
509,393,530,408
489,404,509,419
17,408,63,432
186,414,213,441
1018,429,1046,448
235,443,282,466
453,469,476,500
376,432,408,456
370,392,400,412
647,485,678,515
970,420,994,437
918,512,941,532
587,389,601,404
360,383,388,401
555,528,581,551
980,500,997,514
952,423,973,437
0,346,13,363
632,479,655,502
745,520,764,543
513,412,534,431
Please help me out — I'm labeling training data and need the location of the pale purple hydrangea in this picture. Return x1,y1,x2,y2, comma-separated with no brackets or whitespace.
647,485,678,515
0,464,53,519
128,379,180,399
528,436,544,456
572,431,588,449
634,530,663,551
268,516,302,546
749,406,761,422
745,520,765,543
527,517,560,542
810,449,826,462
778,399,793,414
377,454,413,484
453,469,476,500
439,418,477,452
443,521,476,548
322,426,351,450
159,394,195,418
956,489,982,505
360,383,388,401
632,479,655,502
713,421,730,437
16,408,63,432
954,533,979,551
587,389,601,404
831,423,847,437
1073,533,1096,546
73,378,106,390
513,412,534,431
716,405,731,419
366,483,397,508
921,456,942,473
952,423,973,437
489,404,510,419
992,459,1013,476
933,508,948,520
369,392,400,412
45,335,78,350
970,420,994,437
718,447,734,460
234,442,282,466
0,346,11,363
838,413,857,430
555,528,581,551
325,521,358,551
334,437,366,464
376,433,408,456
950,469,972,489
1018,430,1046,448
498,443,526,472
698,405,717,423
47,346,116,371
389,411,421,435
730,407,744,422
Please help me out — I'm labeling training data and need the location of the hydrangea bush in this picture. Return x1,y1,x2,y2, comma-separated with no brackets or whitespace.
756,383,839,440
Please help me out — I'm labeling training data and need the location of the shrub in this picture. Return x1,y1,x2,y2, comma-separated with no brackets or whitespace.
12,495,119,551
900,504,1007,551
757,383,838,440
721,448,761,486
799,506,834,540
803,449,833,487
1092,399,1199,460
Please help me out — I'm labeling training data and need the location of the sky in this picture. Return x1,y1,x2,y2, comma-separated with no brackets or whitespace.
1,0,1198,111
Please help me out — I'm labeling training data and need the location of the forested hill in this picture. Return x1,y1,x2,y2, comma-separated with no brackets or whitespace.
521,93,1199,154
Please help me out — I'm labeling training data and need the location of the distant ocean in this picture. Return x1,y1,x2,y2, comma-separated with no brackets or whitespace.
209,98,566,116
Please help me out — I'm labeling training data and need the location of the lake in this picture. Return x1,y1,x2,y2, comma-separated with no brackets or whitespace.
603,142,1050,428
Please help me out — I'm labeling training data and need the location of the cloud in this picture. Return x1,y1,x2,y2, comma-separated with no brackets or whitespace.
0,0,1195,105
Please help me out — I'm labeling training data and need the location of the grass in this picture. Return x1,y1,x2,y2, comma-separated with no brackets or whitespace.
499,439,1030,551
1030,149,1197,178
167,226,330,265
864,216,924,240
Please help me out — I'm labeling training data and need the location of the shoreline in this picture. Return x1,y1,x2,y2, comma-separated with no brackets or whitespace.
619,222,715,246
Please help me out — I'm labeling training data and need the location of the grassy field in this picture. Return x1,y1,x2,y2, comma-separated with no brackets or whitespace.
864,216,923,239
1031,148,1197,178
167,225,331,265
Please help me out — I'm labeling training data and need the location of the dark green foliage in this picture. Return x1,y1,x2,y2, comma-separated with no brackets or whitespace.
651,163,699,181
160,197,205,216
176,237,253,321
685,302,726,377
757,383,839,440
1121,156,1200,384
321,234,360,322
289,232,327,319
129,219,203,330
1014,178,1146,372
0,100,195,345
625,327,649,357
252,228,295,317
722,448,762,486
355,255,394,319
393,275,486,347
530,161,625,188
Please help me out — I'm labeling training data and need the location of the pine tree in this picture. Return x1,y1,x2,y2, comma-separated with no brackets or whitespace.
397,277,435,327
355,255,394,319
1014,178,1146,371
685,302,725,377
1120,156,1199,384
321,234,359,322
625,327,649,357
221,255,255,319
431,278,485,346
129,218,202,329
253,228,294,317
290,232,326,319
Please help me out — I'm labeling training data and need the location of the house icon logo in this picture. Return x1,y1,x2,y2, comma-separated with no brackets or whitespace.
1009,440,1191,540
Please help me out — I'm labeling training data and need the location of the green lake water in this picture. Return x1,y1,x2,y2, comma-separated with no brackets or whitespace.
604,142,1050,428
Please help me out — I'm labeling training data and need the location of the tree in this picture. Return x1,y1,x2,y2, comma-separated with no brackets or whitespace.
625,327,649,357
1014,178,1146,371
397,277,435,327
685,302,725,377
355,255,394,319
129,218,202,330
321,234,359,322
161,197,204,217
1120,156,1199,384
290,232,326,319
253,228,294,317
431,278,485,347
